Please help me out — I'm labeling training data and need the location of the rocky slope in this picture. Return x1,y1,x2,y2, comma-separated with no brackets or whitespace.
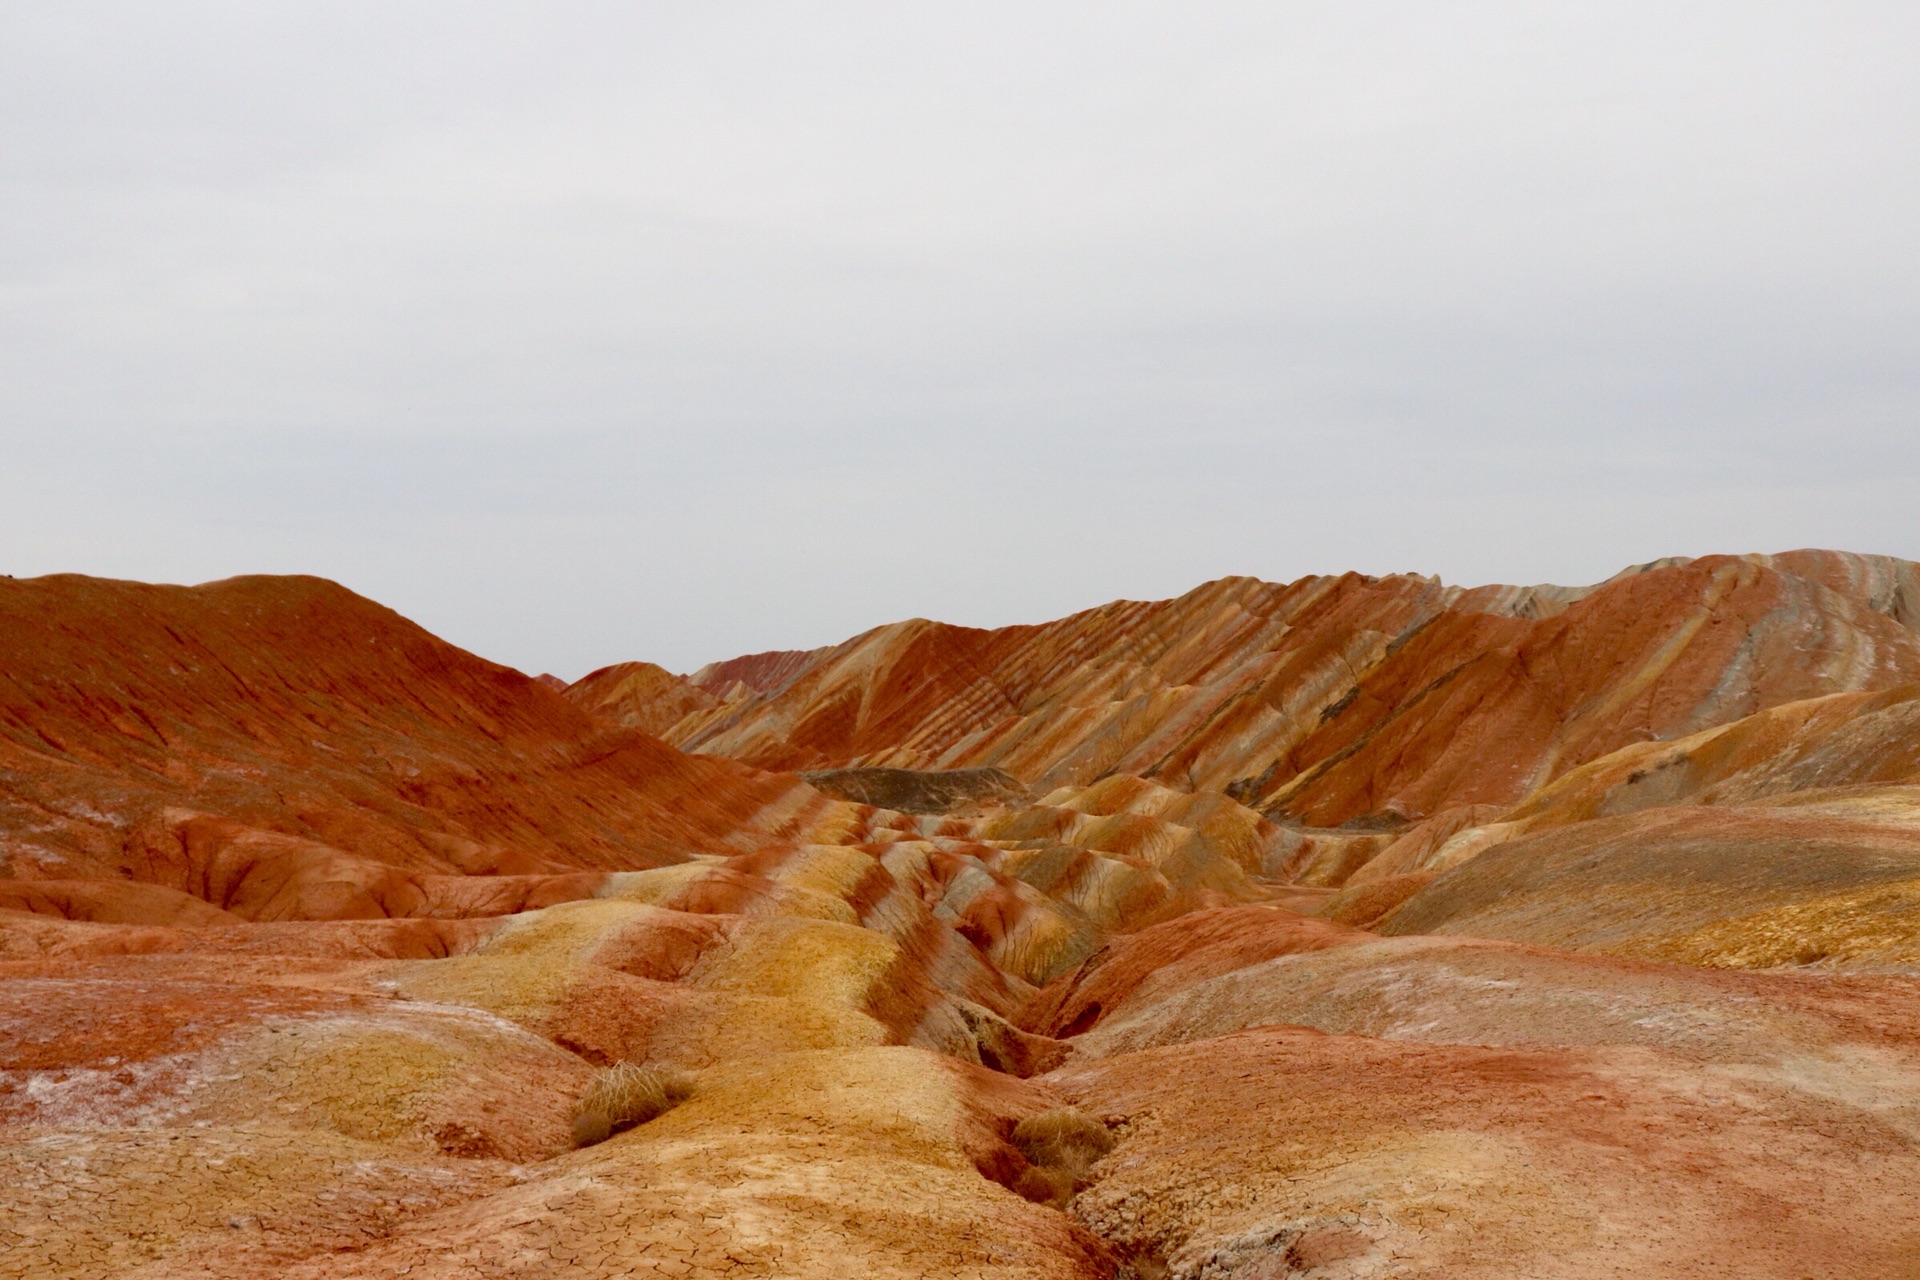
620,551,1920,828
6,553,1920,1278
0,575,904,921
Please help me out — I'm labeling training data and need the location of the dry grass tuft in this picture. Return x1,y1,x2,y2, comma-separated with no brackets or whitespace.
1014,1106,1114,1168
572,1062,695,1147
1011,1106,1114,1206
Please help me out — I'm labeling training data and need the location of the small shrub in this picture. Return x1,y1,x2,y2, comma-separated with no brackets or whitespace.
1013,1106,1114,1170
572,1062,694,1147
1012,1106,1114,1206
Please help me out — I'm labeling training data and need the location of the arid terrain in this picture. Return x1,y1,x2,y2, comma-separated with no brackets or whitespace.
7,550,1920,1278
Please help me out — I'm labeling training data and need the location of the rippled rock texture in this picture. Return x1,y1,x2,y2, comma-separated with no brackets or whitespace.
7,551,1920,1278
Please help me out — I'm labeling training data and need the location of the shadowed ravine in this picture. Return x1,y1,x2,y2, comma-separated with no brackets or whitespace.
7,552,1920,1277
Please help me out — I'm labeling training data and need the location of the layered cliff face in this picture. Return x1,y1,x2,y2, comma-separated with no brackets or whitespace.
631,551,1920,829
10,554,1920,1279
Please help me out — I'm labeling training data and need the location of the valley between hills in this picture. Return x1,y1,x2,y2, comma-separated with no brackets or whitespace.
7,549,1920,1278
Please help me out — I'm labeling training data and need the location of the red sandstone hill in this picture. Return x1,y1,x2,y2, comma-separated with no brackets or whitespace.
564,660,720,737
0,574,867,921
587,550,1920,828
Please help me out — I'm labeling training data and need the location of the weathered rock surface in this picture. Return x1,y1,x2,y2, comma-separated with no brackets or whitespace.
562,660,720,737
1052,1022,1920,1279
8,553,1920,1278
653,551,1920,828
799,765,1033,815
0,574,891,916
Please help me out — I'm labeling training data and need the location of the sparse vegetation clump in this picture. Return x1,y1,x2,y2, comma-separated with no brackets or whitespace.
1012,1106,1115,1207
571,1062,695,1147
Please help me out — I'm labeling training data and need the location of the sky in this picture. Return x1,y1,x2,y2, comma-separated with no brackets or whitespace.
3,2,1917,678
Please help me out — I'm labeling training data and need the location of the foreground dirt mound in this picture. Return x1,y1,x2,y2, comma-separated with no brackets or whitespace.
0,888,1115,1277
1052,1023,1920,1279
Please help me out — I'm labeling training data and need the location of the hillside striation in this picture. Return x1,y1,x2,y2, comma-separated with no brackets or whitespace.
7,552,1920,1278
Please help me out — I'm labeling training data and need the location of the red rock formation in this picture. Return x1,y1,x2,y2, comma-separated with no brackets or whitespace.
665,552,1920,828
688,646,826,696
8,555,1920,1279
563,660,719,737
1052,1020,1920,1278
0,574,871,918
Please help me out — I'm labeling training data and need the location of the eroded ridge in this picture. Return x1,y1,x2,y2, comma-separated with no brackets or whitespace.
7,555,1920,1278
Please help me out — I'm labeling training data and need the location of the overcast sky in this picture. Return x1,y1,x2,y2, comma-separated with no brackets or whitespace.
3,3,1916,677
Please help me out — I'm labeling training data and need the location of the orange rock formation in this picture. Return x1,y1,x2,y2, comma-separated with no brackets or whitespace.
635,551,1920,827
7,552,1920,1278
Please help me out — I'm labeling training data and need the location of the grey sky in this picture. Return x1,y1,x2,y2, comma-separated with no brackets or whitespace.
3,2,1916,677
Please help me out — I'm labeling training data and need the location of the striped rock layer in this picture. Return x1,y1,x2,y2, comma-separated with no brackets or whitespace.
618,550,1920,829
8,554,1920,1278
